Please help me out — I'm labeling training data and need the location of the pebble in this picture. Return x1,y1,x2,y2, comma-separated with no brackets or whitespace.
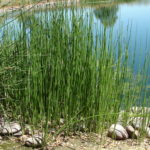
108,124,128,140
25,134,43,148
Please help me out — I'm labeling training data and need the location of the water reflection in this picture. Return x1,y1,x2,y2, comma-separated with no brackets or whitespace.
94,5,118,28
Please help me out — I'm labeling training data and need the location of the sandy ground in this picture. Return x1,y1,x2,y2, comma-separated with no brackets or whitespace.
1,131,150,150
45,132,150,150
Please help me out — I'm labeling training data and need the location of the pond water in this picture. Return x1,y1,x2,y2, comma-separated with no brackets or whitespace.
0,0,150,72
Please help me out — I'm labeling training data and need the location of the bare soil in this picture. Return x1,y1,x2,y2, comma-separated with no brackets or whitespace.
45,132,150,150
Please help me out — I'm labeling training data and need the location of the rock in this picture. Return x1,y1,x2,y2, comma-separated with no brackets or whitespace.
126,125,140,139
13,131,22,137
25,134,43,148
126,125,135,137
108,124,128,140
145,127,150,138
0,122,21,135
0,136,2,140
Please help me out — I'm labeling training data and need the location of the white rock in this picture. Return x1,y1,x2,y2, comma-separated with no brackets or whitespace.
0,136,2,140
108,124,128,140
25,134,43,148
0,122,21,135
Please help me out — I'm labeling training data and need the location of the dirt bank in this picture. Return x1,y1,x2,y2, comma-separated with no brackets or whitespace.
0,0,79,14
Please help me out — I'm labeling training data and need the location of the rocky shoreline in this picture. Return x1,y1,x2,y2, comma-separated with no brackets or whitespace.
0,106,150,149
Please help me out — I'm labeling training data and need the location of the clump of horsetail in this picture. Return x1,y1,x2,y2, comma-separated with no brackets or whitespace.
0,3,149,141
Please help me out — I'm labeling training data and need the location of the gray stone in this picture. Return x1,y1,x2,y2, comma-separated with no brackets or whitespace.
0,122,21,135
25,134,43,148
126,125,140,139
108,124,128,140
126,125,135,137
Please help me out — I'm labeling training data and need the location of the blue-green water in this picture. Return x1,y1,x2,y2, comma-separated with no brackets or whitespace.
0,0,150,71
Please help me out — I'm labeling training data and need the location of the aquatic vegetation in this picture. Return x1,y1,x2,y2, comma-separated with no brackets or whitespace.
0,1,149,142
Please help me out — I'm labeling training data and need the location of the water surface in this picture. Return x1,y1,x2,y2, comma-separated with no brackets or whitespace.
0,0,150,74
